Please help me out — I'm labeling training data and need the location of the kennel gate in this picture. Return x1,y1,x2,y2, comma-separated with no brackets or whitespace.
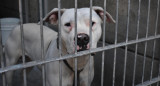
0,0,160,86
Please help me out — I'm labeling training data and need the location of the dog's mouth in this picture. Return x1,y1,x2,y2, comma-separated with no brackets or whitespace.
73,33,96,56
76,43,90,52
76,44,95,56
74,43,95,56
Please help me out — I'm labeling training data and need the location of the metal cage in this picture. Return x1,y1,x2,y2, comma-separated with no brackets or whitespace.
0,0,160,86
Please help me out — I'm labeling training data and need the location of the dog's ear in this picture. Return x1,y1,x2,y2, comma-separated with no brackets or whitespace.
43,8,66,25
93,6,115,23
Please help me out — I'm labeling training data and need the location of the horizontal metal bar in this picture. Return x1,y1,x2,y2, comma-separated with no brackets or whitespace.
0,34,160,73
136,76,160,86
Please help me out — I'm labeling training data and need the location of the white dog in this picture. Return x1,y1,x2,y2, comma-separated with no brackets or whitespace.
4,6,115,86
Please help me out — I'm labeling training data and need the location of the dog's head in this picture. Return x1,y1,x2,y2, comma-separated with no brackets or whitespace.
43,6,115,54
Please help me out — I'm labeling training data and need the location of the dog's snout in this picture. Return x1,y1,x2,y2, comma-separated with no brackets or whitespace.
77,34,89,45
74,33,90,51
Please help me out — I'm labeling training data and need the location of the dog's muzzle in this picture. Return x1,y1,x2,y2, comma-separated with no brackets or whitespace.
75,33,89,52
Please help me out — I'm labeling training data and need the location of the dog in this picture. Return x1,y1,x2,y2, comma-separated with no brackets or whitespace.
4,6,115,86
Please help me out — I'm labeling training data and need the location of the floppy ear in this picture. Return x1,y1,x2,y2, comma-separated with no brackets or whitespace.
93,6,115,23
43,8,66,25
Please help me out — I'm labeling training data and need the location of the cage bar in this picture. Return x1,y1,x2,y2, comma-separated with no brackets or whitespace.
1,34,160,74
74,0,78,85
141,0,151,83
58,0,62,86
132,0,141,86
155,0,160,86
39,0,46,86
19,0,27,86
122,0,130,86
88,0,93,85
112,0,119,86
1,1,160,85
136,76,160,86
101,0,106,86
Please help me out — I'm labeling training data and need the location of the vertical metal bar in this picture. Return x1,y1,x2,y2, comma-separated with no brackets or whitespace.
101,0,106,86
141,0,151,83
74,0,78,86
150,0,159,79
132,0,141,86
123,0,130,86
74,2,78,86
150,28,158,80
88,0,92,85
0,20,6,86
149,38,156,83
19,0,27,86
58,0,62,86
24,0,29,23
112,0,119,86
39,0,46,86
155,0,160,86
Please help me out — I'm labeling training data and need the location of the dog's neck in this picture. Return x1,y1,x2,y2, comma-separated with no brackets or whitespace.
56,38,68,55
56,38,90,71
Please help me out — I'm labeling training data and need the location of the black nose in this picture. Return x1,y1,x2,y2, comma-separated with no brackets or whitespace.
75,33,89,51
77,33,89,46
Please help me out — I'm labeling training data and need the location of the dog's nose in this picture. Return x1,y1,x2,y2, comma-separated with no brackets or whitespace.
77,33,89,46
75,33,90,51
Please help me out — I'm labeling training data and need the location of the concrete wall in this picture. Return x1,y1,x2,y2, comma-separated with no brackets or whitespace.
26,0,160,59
0,0,160,86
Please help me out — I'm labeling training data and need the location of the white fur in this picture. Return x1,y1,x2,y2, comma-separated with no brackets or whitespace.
5,7,115,86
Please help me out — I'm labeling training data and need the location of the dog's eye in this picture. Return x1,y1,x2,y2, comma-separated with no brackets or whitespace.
65,23,71,27
92,22,95,26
